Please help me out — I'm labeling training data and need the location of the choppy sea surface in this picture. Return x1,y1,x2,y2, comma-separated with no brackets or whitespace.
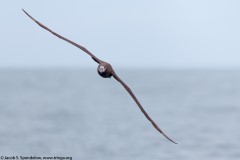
0,69,239,160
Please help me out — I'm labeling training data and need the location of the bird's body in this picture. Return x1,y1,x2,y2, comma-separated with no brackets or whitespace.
22,9,177,144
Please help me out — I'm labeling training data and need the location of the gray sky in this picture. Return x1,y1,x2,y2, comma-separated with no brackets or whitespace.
1,0,240,69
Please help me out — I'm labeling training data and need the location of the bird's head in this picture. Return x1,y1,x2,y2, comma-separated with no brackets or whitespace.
98,65,106,73
97,64,112,78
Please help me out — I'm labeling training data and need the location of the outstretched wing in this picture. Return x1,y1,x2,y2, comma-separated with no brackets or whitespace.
112,72,177,144
22,9,101,64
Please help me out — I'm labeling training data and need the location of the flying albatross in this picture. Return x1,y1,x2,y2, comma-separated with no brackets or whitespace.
22,9,177,144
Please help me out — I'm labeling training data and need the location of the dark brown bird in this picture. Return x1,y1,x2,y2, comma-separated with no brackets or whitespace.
22,9,177,144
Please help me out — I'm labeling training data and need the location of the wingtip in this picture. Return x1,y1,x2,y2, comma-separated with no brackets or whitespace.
161,132,178,144
22,9,35,23
164,135,178,144
22,9,28,16
168,138,178,144
171,140,178,144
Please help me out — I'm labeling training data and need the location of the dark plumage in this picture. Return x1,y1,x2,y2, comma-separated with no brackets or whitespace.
22,9,177,144
97,62,113,78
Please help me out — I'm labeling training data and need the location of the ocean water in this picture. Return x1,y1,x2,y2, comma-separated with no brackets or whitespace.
0,69,239,160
